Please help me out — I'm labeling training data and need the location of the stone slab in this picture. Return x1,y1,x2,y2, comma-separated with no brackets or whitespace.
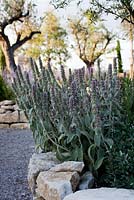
10,123,30,129
13,104,20,110
19,111,28,123
0,108,6,114
0,100,15,106
0,124,10,128
63,188,134,200
50,161,84,173
1,105,15,111
0,111,18,123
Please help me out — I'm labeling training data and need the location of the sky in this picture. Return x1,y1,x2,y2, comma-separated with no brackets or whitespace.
34,0,131,71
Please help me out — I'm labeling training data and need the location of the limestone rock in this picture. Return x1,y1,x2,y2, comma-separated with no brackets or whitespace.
0,124,10,128
78,171,94,190
28,152,60,194
30,152,60,164
5,111,12,114
0,100,15,106
1,105,15,111
0,108,6,114
63,188,134,200
0,111,18,123
50,161,84,173
37,171,79,193
13,104,20,110
33,196,44,200
36,180,72,200
36,171,79,200
10,123,30,129
19,111,28,123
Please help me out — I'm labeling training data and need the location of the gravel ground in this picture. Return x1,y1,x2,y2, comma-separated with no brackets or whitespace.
0,129,35,200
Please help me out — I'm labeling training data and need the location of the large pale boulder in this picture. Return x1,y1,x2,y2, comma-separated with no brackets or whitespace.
63,188,134,200
28,152,60,194
36,171,80,200
50,161,84,173
0,111,18,123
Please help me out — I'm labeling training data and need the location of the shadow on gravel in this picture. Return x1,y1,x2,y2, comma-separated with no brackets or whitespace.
0,129,35,200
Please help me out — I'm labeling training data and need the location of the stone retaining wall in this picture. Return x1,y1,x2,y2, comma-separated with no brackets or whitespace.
0,100,29,129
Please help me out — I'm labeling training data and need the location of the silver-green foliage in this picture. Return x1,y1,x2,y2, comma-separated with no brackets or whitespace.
12,58,122,174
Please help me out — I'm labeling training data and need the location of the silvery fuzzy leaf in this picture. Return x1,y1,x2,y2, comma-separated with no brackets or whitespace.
94,156,105,170
105,138,114,148
94,131,101,147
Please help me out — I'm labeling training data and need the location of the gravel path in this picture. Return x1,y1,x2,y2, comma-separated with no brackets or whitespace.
0,129,35,200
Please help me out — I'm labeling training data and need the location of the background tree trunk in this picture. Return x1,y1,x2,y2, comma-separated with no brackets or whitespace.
0,40,11,72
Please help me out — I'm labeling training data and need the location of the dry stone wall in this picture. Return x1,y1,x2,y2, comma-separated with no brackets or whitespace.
0,100,29,129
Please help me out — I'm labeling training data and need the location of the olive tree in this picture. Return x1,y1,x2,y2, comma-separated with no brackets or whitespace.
0,0,40,71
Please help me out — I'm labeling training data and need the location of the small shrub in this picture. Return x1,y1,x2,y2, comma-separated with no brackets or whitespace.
98,125,134,189
0,74,15,101
116,40,123,73
98,77,134,189
0,46,6,72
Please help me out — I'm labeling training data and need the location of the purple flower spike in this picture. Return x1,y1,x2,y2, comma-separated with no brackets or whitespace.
91,79,96,92
69,95,74,110
60,65,66,82
89,67,94,80
108,64,112,79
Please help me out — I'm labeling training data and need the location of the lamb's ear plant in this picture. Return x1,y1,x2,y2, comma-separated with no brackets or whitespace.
12,58,122,177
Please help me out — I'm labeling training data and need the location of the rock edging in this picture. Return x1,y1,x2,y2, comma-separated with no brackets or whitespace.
28,152,84,200
28,153,134,200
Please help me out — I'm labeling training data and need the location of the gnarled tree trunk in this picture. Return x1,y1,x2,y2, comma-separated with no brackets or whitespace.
0,9,41,72
0,38,12,72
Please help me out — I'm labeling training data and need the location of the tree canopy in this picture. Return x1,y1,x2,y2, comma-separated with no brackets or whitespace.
90,0,134,25
50,0,74,8
51,0,134,25
25,11,69,65
69,12,113,67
